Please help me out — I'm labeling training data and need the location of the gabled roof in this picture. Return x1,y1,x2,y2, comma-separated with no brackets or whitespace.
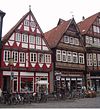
2,10,43,44
78,12,99,35
44,19,72,48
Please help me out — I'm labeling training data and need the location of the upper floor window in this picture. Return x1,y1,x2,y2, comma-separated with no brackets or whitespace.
30,53,37,62
89,37,93,45
67,51,72,62
86,36,89,44
30,21,36,28
16,33,21,42
74,38,79,45
97,54,100,66
62,51,67,62
4,50,10,62
69,37,74,44
94,38,98,45
93,25,100,33
29,35,35,44
19,52,25,63
45,54,51,63
72,52,78,63
24,20,29,26
93,53,97,66
22,34,28,43
64,35,69,43
87,53,93,66
79,53,84,64
56,50,61,61
38,53,44,63
12,51,18,62
36,36,41,45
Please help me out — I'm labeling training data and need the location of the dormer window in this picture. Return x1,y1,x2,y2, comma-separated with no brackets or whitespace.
64,35,69,43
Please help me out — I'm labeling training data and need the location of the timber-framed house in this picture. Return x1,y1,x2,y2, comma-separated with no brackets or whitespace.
45,18,85,92
78,13,100,92
0,10,52,93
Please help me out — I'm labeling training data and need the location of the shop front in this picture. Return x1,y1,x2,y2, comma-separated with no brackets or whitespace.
2,71,49,93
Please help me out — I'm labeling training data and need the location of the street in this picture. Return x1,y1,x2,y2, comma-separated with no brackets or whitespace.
0,96,100,108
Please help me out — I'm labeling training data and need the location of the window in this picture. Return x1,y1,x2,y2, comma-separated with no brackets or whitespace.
12,51,18,62
72,52,78,63
30,53,37,62
87,53,93,66
21,77,33,92
93,25,100,33
16,33,21,42
22,34,28,43
30,21,36,28
69,37,74,44
97,54,100,66
94,38,98,46
38,53,44,63
93,53,97,66
93,25,97,33
86,36,89,44
24,20,29,26
36,36,41,45
19,52,25,63
67,51,72,62
64,35,69,43
4,50,10,62
45,54,51,63
89,37,93,45
74,38,79,45
62,51,67,62
79,53,84,64
29,35,35,44
56,50,61,61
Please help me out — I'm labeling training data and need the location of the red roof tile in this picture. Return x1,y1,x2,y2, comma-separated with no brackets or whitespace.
78,12,99,35
44,19,71,48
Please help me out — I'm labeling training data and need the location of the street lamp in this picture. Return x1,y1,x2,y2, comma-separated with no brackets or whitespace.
9,58,14,92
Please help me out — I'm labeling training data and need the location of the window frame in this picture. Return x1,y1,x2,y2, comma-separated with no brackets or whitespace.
12,51,18,62
56,50,61,61
4,50,10,62
19,52,25,63
30,53,37,63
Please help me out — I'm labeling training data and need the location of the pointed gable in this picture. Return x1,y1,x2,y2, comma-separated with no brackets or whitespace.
44,19,71,48
2,10,51,51
78,12,99,35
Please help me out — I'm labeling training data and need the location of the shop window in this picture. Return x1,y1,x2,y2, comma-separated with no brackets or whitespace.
21,77,33,92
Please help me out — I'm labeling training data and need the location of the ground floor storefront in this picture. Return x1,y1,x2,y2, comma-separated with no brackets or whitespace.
0,71,50,93
54,71,84,93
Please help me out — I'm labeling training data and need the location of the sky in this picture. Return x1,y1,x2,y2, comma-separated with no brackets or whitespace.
1,0,100,36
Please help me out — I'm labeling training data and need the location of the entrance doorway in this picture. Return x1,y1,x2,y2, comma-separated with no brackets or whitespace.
3,76,10,92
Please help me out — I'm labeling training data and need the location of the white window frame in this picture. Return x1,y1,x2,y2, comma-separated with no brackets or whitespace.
45,54,51,63
86,36,89,44
97,54,100,66
87,53,93,66
29,35,35,44
38,53,44,63
56,50,61,61
16,33,21,42
19,52,25,63
72,52,78,63
93,53,97,66
30,21,36,28
94,38,98,46
24,20,29,26
22,34,28,43
89,37,93,45
69,37,74,44
12,51,18,62
67,51,72,62
4,50,10,62
74,38,79,45
79,53,84,64
93,25,97,33
36,36,41,45
30,53,37,63
64,35,69,43
62,50,67,62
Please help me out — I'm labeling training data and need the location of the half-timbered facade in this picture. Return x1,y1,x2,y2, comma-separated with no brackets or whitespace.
0,10,52,93
78,13,100,92
45,18,85,92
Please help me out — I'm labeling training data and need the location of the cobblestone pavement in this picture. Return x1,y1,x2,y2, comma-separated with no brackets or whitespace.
0,96,100,108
